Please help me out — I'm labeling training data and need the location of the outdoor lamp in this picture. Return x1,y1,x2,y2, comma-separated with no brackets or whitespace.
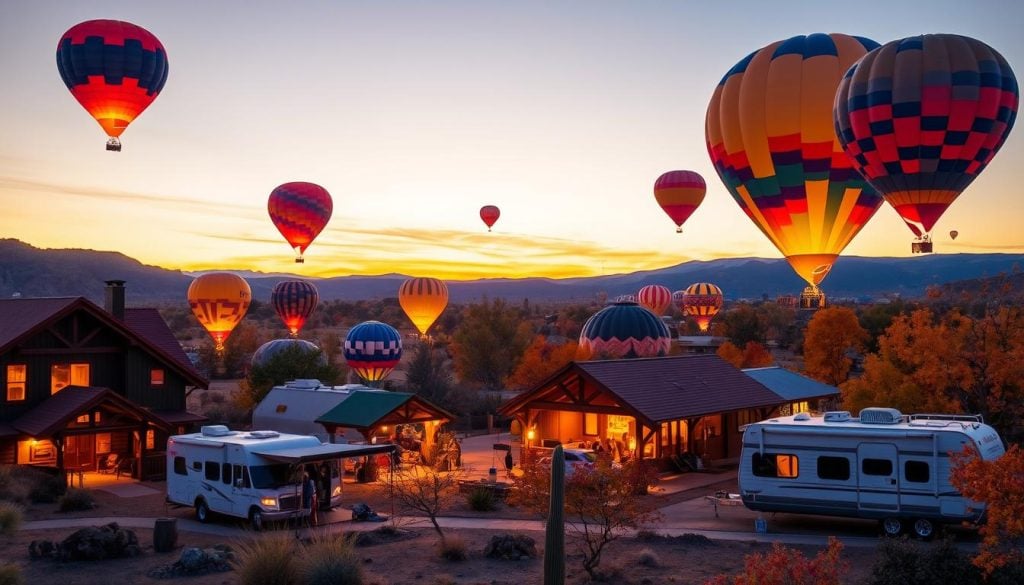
526,429,535,441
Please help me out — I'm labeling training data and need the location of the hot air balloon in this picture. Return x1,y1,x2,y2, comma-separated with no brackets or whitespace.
950,230,959,241
187,273,251,352
399,277,449,337
56,20,169,151
252,339,325,369
480,205,500,231
681,283,723,333
271,280,319,337
707,34,884,306
578,301,673,360
268,182,333,263
834,34,1018,254
344,321,403,386
654,171,706,233
637,284,672,316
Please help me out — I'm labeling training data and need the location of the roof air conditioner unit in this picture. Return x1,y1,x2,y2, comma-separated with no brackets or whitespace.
793,412,811,421
859,407,903,425
287,379,322,389
248,430,280,439
823,411,851,423
201,425,234,437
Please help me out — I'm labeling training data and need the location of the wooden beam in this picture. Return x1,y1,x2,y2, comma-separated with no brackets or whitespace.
522,401,631,416
20,347,122,355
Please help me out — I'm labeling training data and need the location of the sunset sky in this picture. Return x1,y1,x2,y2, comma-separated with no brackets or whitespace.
1,1,1022,281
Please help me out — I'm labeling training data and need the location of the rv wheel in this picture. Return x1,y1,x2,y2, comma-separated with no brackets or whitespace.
881,517,903,537
195,499,210,523
912,518,935,540
249,508,264,532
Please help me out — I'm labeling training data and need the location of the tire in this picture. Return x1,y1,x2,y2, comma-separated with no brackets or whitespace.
249,508,264,532
195,499,210,523
881,517,904,537
912,518,936,540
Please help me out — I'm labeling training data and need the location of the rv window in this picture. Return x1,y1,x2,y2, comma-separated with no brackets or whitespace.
862,458,893,476
205,462,220,481
173,456,187,476
752,452,799,479
235,465,250,489
817,456,850,480
222,463,233,485
905,460,930,483
249,464,295,489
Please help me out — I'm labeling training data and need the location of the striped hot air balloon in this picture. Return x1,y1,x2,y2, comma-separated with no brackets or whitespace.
578,301,673,360
681,283,723,333
187,273,251,352
344,321,403,386
271,280,319,337
637,284,672,316
398,277,449,337
268,182,333,263
654,171,706,233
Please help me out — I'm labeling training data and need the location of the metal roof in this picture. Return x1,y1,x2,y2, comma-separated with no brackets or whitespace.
315,390,454,430
252,386,363,441
742,367,840,401
253,443,395,464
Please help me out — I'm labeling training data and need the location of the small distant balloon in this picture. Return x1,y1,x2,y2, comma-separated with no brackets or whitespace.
268,182,333,263
271,280,319,337
187,273,251,352
654,171,705,233
480,205,500,232
637,285,672,316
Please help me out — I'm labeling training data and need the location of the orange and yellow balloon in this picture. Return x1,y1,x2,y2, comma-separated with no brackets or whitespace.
681,282,723,333
187,273,251,352
706,34,884,290
398,277,449,337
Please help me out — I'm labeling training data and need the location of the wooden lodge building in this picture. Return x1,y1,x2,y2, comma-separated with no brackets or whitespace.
0,281,208,481
498,354,838,467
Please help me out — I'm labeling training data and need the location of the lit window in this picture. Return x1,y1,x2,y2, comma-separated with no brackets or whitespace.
752,452,800,479
6,365,26,401
150,369,165,387
51,363,90,394
76,414,90,424
146,430,155,450
777,454,799,478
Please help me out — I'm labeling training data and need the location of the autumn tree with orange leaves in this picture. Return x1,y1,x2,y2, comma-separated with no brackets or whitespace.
950,444,1024,575
802,307,868,386
841,307,1024,441
717,341,773,369
507,335,579,390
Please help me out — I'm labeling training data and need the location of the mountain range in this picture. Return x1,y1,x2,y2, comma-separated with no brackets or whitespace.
1,238,1021,306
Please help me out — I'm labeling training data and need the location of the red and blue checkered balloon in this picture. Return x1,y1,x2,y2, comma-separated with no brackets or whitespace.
344,321,403,386
268,182,333,263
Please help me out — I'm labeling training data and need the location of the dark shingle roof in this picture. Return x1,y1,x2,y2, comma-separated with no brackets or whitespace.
573,354,783,423
0,298,78,354
742,367,840,401
124,308,206,385
13,386,173,437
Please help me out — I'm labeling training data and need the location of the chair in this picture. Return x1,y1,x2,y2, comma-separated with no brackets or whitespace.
97,453,120,474
115,457,136,479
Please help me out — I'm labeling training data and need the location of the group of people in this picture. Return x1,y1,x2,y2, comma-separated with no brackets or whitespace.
576,434,630,463
300,462,331,526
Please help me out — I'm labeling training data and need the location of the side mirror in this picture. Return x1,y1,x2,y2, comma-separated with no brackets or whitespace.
235,478,243,488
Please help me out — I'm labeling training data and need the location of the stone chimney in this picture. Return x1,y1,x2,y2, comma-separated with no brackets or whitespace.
104,280,126,320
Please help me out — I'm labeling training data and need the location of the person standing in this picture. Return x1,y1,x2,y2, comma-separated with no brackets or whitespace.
302,471,318,526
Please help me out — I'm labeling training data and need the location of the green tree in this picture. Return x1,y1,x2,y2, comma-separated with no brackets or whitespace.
802,307,868,386
450,298,532,389
317,330,343,366
404,342,454,406
242,344,341,408
720,303,765,346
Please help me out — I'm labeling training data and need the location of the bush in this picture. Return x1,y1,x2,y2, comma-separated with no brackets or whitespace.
30,474,66,504
0,502,23,536
438,535,468,561
58,488,94,512
0,563,22,585
299,533,363,585
0,465,63,504
467,488,497,512
635,547,660,567
867,537,981,585
233,533,298,585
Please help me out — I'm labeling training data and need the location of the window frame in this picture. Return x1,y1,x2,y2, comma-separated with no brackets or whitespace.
862,458,894,476
150,368,165,387
816,455,851,481
752,452,800,479
904,460,930,483
51,362,90,394
5,364,26,401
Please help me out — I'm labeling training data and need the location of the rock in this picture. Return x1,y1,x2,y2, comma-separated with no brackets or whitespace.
56,523,141,562
147,544,234,579
483,534,537,560
179,547,206,572
29,540,56,559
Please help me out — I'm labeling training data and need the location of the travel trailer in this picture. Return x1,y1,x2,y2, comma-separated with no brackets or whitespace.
738,408,1005,539
166,425,393,530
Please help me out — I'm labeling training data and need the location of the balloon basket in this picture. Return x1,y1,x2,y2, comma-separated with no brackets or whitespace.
294,257,304,263
911,240,933,254
105,138,121,152
799,286,826,310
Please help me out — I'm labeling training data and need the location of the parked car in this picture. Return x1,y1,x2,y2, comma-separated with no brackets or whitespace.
537,448,613,477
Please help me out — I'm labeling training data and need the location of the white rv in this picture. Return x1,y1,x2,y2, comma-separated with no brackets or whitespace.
738,408,1005,539
166,425,393,530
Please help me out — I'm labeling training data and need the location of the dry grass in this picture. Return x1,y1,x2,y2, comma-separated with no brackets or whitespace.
232,533,299,585
299,531,364,585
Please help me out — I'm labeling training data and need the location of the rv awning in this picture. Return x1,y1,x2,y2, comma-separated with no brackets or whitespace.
252,443,395,464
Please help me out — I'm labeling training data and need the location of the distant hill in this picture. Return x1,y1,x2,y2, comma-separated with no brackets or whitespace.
1,238,1021,306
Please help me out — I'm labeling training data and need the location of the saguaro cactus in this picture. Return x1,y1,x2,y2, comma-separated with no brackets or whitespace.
544,444,566,585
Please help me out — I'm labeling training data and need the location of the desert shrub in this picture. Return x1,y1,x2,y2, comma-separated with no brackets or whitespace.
299,532,362,585
467,488,497,512
0,466,15,500
0,465,63,504
0,563,22,585
0,502,23,535
58,488,94,512
233,533,298,585
706,537,846,585
635,547,660,567
989,560,1024,585
438,535,468,561
30,473,66,503
867,537,981,585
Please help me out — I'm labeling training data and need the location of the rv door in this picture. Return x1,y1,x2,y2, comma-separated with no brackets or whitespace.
857,443,899,514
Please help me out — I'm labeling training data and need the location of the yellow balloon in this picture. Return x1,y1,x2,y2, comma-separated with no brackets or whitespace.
187,272,251,351
398,277,448,336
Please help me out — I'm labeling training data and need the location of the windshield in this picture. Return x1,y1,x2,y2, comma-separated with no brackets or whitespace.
248,464,298,489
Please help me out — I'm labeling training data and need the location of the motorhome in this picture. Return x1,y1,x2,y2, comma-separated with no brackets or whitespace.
738,408,1005,539
166,425,393,530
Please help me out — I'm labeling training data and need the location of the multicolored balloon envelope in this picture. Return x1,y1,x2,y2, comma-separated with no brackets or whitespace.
268,182,333,263
187,273,251,352
56,19,169,151
834,34,1018,250
252,338,325,369
480,205,500,231
578,301,673,360
654,171,706,233
637,284,672,316
398,277,449,336
344,321,403,386
681,282,723,333
271,280,319,337
706,33,884,289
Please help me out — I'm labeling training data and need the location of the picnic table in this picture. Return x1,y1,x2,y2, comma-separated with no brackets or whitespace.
704,490,743,518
